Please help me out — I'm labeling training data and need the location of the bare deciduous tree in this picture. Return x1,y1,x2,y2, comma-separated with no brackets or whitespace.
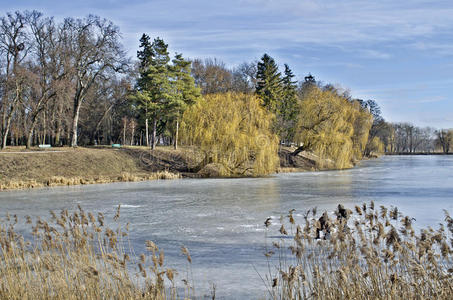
435,129,453,154
61,15,128,147
192,58,233,94
0,11,28,149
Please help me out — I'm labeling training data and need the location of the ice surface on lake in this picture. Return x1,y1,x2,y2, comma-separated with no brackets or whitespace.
1,155,452,299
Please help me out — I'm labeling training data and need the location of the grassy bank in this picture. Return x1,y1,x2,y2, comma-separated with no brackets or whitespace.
0,145,320,191
0,146,185,190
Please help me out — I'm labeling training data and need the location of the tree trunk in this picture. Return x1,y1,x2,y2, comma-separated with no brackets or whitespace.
174,118,179,150
122,119,126,145
65,123,71,146
42,111,47,145
71,100,82,147
1,108,5,148
55,120,61,146
2,107,15,149
145,117,149,147
130,123,135,146
1,85,21,149
152,118,157,150
9,126,14,146
291,144,308,156
26,109,41,148
26,118,39,149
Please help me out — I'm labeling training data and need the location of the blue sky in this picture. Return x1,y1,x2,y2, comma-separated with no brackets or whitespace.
3,0,453,128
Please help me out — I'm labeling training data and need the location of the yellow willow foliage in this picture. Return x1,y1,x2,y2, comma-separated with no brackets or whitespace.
349,100,373,160
296,87,372,169
181,93,279,176
368,136,385,153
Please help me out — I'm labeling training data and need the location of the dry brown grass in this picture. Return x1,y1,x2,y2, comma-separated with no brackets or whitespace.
0,145,340,190
263,202,453,299
0,171,180,191
0,205,193,299
276,167,309,173
0,147,182,190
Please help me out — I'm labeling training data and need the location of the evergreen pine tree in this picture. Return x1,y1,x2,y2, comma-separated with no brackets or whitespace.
168,53,201,149
137,34,153,70
134,34,154,147
148,37,171,149
133,35,171,149
255,54,283,113
280,64,299,142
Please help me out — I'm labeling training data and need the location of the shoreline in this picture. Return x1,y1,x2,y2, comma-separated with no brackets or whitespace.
385,152,453,155
0,168,312,192
0,166,351,192
0,146,187,191
0,146,370,191
0,171,181,191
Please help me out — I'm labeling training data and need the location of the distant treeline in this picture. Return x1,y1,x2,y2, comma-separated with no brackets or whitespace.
385,152,453,155
0,11,451,174
382,123,452,154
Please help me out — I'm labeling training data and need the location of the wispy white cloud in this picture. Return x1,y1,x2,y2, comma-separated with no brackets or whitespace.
2,0,453,128
412,41,453,56
409,96,446,104
125,1,452,44
359,50,391,60
5,0,453,57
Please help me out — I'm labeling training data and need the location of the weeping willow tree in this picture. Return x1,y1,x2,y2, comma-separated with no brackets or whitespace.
349,100,373,160
295,86,373,169
181,93,279,177
366,136,385,154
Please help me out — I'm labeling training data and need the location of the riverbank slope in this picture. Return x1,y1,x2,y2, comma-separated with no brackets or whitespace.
0,146,328,190
0,146,184,190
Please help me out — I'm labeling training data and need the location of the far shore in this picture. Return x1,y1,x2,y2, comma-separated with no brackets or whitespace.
385,152,453,155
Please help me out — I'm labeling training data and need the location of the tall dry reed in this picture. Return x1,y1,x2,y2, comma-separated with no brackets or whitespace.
2,201,451,299
262,202,453,299
0,205,192,299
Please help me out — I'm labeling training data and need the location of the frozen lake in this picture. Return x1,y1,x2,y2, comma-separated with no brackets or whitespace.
1,155,452,299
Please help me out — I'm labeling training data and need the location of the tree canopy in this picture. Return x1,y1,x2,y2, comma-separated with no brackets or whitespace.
294,86,373,169
181,93,279,176
5,10,449,171
132,35,200,149
256,53,283,113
